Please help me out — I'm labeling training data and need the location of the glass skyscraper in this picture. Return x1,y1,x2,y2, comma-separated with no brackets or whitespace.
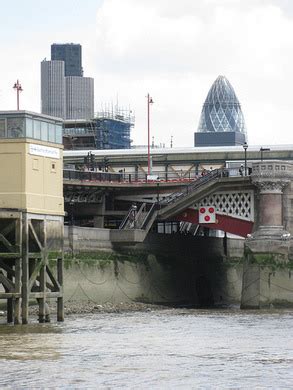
195,75,247,146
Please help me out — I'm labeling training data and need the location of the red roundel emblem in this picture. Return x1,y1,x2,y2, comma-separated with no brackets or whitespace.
208,207,215,213
204,215,210,222
200,207,206,214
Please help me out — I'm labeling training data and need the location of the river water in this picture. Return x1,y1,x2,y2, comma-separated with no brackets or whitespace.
0,308,292,389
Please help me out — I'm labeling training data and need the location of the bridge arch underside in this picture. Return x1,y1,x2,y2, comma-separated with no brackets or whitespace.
175,208,253,237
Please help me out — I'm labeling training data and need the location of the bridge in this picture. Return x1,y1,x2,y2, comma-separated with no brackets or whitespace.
63,157,293,241
63,145,293,231
63,156,293,309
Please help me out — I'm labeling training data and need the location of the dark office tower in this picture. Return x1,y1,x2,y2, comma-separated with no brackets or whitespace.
194,75,247,146
51,43,83,77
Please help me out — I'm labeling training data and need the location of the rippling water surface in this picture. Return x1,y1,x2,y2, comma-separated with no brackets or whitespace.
0,309,293,388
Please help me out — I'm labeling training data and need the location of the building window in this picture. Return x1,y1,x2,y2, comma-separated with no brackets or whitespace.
32,159,39,171
48,123,55,142
0,119,6,137
51,161,56,173
7,117,25,138
34,120,41,139
56,125,62,143
41,121,48,142
26,118,33,138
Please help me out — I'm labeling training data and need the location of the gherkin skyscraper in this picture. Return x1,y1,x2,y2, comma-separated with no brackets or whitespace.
194,75,247,146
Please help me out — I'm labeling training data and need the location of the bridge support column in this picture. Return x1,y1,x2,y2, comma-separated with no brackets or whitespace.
241,161,293,309
93,195,105,228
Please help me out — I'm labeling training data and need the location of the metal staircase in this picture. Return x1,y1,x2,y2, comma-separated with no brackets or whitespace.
112,168,230,243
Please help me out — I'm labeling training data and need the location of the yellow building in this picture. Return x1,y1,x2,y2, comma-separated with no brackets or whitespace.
0,111,64,215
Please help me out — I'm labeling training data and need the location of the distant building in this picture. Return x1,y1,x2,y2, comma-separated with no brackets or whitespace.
41,43,94,120
63,108,134,150
51,43,83,77
65,76,94,120
41,60,66,119
194,75,247,147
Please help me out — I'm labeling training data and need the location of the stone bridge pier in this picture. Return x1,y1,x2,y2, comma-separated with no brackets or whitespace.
241,161,293,309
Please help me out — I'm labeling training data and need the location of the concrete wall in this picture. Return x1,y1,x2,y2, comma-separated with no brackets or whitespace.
63,225,293,308
63,227,246,306
64,226,113,252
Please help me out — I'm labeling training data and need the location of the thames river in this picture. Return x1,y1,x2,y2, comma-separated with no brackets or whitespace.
0,309,292,388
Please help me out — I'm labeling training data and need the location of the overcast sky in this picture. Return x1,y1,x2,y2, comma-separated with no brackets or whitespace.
1,0,292,147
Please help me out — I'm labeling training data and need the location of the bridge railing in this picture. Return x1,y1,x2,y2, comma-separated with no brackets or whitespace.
64,166,246,185
63,169,122,183
63,168,200,184
159,168,229,206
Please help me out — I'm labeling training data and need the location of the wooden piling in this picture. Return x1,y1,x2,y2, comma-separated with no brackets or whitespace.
0,211,64,325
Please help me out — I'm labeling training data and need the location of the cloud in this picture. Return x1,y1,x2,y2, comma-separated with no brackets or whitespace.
91,0,293,146
1,0,293,148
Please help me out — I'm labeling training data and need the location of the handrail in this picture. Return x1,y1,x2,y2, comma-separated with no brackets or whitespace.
63,169,122,183
159,168,227,206
140,203,158,230
63,168,199,184
119,207,134,229
119,203,147,230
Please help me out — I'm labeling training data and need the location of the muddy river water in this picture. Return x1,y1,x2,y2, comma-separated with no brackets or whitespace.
0,308,292,388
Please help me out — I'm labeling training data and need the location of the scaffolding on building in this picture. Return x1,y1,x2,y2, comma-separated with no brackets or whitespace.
63,105,134,150
94,105,134,149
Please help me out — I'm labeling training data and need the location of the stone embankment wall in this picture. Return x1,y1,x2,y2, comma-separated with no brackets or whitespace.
63,227,293,308
63,227,246,307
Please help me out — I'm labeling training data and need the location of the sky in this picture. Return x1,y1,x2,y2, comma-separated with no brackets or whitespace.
1,0,293,148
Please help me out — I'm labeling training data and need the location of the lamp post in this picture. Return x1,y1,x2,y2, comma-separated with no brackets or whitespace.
147,94,154,175
13,80,23,110
243,141,248,176
260,147,270,162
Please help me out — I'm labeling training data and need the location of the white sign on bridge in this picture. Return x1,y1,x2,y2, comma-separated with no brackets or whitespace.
199,205,216,224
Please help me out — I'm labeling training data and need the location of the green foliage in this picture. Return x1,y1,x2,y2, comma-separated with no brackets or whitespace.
245,251,293,271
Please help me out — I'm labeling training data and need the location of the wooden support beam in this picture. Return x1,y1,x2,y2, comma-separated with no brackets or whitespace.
0,272,15,291
0,253,22,258
46,265,61,291
6,266,13,323
21,213,29,324
0,212,63,325
0,259,16,277
29,221,44,251
0,234,17,252
14,257,21,324
1,221,16,237
57,257,64,322
28,259,45,291
31,291,62,299
0,293,21,298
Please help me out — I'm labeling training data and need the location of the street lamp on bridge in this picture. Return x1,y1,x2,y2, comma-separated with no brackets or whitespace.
260,147,270,162
243,141,248,176
147,93,154,176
